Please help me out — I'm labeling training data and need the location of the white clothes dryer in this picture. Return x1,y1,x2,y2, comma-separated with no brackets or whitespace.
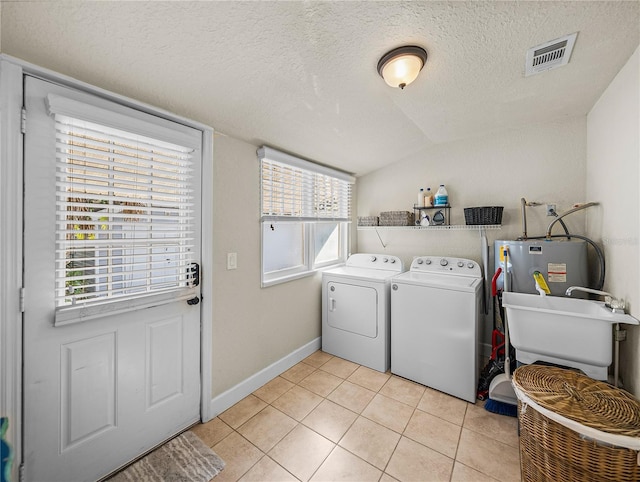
322,253,405,372
391,256,482,403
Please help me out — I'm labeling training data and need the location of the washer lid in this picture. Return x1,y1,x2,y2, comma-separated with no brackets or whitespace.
391,271,482,291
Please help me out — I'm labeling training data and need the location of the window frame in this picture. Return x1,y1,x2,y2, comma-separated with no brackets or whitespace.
258,147,354,287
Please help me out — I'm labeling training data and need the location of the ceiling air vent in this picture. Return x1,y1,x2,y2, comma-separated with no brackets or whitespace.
525,32,578,77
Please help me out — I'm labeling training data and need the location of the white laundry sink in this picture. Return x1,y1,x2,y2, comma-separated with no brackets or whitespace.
501,291,639,380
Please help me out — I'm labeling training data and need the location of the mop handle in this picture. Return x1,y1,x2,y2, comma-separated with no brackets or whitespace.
503,247,511,378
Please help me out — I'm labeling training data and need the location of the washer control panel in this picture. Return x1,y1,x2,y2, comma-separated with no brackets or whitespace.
411,256,481,277
346,253,405,272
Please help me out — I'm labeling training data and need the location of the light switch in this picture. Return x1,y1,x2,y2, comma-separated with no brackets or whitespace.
227,252,237,270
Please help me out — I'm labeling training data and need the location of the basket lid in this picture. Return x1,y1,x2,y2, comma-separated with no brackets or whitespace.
513,365,640,437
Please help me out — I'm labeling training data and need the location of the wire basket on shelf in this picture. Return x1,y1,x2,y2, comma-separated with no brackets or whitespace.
463,206,503,225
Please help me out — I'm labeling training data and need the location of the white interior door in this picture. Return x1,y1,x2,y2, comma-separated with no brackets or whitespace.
22,76,202,482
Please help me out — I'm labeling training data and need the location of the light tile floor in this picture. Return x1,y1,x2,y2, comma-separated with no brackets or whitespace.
192,351,522,482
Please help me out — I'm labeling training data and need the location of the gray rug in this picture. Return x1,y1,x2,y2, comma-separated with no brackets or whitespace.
108,430,225,482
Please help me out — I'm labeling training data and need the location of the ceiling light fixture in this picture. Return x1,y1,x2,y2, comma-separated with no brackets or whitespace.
377,45,427,90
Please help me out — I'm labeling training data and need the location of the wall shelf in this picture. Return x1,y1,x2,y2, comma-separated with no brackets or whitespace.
357,224,502,231
413,204,451,226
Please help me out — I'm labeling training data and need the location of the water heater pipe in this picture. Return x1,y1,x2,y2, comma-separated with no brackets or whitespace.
545,202,599,239
520,198,527,240
520,198,543,240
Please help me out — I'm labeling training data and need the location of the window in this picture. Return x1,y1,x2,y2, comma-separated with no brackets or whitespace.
258,146,354,286
49,94,201,322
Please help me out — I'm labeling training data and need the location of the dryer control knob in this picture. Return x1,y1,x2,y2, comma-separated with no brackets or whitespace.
390,258,396,263
417,259,424,264
392,284,398,290
467,262,475,269
440,258,448,266
457,261,464,268
370,256,377,262
383,257,389,263
425,259,431,265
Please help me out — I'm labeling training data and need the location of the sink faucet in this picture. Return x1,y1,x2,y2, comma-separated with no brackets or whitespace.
565,286,626,313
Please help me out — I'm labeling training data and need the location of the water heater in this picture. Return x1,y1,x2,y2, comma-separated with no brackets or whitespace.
494,239,589,297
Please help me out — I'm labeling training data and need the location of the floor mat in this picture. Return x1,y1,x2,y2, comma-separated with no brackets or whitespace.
107,430,225,482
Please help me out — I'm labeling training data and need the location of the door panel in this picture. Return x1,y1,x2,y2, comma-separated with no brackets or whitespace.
147,316,184,406
23,76,202,482
327,282,378,338
61,332,117,451
391,282,478,402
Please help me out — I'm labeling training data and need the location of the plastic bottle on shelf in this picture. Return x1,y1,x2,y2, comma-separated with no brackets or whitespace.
434,184,449,206
417,188,425,207
425,188,434,207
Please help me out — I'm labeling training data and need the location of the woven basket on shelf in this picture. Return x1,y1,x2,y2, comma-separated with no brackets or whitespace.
357,216,379,226
463,206,503,225
513,365,640,482
379,211,414,226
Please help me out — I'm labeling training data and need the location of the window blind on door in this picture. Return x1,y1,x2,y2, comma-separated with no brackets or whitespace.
258,146,354,221
51,107,196,308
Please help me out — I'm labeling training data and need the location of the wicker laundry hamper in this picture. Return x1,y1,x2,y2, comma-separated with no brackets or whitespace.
512,365,640,482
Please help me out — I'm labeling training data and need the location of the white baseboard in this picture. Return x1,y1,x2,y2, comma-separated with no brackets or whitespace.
207,337,321,419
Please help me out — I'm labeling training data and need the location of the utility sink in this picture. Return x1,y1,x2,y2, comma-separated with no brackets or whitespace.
502,291,639,380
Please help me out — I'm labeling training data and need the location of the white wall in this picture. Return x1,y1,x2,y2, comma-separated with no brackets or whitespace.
586,46,640,395
210,134,322,397
357,116,588,352
357,116,588,262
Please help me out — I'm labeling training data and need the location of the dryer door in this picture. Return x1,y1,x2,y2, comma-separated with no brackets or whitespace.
327,282,378,338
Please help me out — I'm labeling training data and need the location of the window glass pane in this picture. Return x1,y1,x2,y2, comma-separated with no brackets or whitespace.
314,222,341,265
262,222,305,274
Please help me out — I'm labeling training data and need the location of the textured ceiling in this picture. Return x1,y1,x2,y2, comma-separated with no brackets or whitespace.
2,1,639,176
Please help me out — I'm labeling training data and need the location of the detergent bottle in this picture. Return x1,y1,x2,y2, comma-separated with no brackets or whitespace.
425,187,434,207
434,185,449,206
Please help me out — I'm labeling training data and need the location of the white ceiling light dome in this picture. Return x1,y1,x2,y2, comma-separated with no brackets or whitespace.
377,45,428,89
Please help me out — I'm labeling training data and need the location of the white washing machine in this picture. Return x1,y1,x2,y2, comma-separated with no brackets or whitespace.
391,256,482,403
322,253,405,372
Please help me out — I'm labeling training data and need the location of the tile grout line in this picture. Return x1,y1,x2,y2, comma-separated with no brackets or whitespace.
288,355,392,480
212,351,521,481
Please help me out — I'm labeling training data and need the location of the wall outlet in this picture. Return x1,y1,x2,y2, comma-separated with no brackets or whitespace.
227,252,237,270
546,204,556,216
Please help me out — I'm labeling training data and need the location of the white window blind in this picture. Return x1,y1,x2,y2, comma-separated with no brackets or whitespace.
258,146,353,287
258,146,354,221
52,108,196,308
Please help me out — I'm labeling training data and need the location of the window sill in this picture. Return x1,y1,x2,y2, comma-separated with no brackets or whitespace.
261,270,316,288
